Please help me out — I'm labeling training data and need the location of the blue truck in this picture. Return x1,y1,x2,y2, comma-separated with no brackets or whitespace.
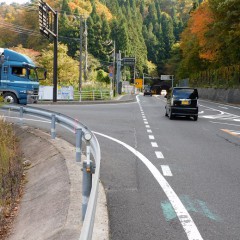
0,48,45,104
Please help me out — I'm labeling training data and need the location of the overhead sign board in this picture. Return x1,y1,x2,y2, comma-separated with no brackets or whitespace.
122,57,135,66
161,75,174,80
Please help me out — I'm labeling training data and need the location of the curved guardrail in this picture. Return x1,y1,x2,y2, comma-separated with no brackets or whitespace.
1,104,101,240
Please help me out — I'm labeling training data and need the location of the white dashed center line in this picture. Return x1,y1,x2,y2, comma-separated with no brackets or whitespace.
161,165,173,176
155,151,164,159
149,135,155,140
151,142,158,147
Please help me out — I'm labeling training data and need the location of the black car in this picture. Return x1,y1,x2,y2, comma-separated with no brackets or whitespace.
144,86,152,96
165,87,199,121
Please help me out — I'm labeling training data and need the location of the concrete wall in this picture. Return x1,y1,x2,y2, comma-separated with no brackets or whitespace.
198,88,240,104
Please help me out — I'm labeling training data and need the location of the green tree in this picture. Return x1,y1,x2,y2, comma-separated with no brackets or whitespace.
161,12,175,58
38,43,79,87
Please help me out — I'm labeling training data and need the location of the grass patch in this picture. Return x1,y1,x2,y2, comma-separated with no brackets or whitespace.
0,119,23,238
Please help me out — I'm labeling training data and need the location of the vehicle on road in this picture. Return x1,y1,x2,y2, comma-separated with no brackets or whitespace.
0,48,46,104
143,86,152,96
165,87,199,121
161,89,167,96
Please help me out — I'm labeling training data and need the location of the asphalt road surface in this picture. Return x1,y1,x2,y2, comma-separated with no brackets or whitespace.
2,95,240,240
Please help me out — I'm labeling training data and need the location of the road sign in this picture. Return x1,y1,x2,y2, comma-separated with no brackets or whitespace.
161,75,174,80
109,65,114,74
122,57,135,66
39,0,57,39
135,79,143,89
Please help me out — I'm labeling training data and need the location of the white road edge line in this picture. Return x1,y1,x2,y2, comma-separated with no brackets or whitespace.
94,131,203,240
210,121,240,127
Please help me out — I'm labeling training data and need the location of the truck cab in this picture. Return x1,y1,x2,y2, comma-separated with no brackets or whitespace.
0,48,44,104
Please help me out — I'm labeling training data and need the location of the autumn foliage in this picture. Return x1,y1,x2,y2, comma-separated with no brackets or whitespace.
189,2,215,60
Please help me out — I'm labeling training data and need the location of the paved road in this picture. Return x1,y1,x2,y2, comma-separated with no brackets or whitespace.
2,95,240,240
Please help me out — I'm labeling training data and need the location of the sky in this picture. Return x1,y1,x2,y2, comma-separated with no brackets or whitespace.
0,0,30,4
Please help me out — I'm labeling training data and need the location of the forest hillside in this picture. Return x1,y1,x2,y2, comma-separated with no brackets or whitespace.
0,0,239,88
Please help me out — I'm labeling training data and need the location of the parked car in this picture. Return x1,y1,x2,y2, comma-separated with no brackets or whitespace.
165,87,199,121
144,86,152,96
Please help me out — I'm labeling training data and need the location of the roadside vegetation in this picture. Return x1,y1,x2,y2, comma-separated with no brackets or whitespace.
0,117,23,239
1,0,239,89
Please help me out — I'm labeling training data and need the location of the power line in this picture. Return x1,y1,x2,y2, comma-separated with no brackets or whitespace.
0,20,81,41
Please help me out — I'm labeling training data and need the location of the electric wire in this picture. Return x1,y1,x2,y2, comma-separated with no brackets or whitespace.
0,20,81,41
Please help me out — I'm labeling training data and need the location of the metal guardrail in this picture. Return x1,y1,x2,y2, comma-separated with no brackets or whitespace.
1,105,101,240
75,90,113,101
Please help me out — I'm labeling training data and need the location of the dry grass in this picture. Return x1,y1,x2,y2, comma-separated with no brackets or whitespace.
0,119,23,238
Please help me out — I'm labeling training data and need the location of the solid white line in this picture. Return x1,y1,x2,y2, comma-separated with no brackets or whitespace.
151,142,158,147
155,151,164,159
161,165,173,177
2,115,50,123
210,121,240,127
218,106,228,109
149,135,155,140
147,129,152,133
200,99,240,110
94,131,203,240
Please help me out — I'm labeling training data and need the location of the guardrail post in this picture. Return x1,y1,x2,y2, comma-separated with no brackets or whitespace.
93,90,95,101
82,145,95,221
76,128,82,162
51,114,56,139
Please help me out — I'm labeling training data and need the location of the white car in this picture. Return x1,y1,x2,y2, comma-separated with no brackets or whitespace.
161,90,167,96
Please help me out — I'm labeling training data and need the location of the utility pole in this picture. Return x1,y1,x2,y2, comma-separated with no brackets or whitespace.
116,51,121,95
143,73,145,90
113,41,116,96
84,19,88,81
79,17,83,93
53,11,58,102
133,56,136,94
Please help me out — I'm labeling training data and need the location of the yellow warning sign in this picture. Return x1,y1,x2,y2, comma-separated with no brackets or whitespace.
135,79,143,89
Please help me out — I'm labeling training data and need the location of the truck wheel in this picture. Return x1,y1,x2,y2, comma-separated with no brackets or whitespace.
3,92,18,104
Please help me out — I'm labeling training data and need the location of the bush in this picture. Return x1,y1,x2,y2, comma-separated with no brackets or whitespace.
0,120,23,236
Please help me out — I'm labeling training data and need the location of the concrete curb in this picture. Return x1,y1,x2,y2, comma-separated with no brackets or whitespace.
8,126,109,240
